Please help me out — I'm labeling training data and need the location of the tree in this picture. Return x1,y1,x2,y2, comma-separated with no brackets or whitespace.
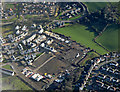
116,2,120,23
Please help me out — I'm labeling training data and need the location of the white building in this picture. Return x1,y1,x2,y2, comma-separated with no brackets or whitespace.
38,28,44,34
22,25,27,31
37,25,42,29
14,32,28,42
41,43,45,47
0,36,5,45
31,73,43,81
36,75,44,81
42,44,57,52
0,53,3,62
26,34,36,43
22,40,26,45
16,30,20,35
35,35,46,44
46,39,53,45
15,25,20,30
18,44,23,50
31,24,36,28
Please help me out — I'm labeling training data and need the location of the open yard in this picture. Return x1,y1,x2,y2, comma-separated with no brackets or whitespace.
37,57,70,74
52,24,108,54
96,24,119,52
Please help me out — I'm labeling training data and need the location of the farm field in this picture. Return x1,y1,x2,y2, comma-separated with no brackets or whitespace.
52,24,108,54
96,24,119,51
84,2,109,12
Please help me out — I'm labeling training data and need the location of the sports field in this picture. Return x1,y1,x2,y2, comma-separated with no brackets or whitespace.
53,24,108,54
96,24,119,51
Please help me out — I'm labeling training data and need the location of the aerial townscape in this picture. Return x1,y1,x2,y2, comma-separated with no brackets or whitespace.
0,1,120,91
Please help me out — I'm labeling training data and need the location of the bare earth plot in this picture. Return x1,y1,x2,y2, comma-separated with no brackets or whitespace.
33,53,52,68
37,57,70,74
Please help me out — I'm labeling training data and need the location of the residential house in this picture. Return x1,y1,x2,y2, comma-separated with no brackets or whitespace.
27,60,33,65
22,40,26,45
18,44,23,50
20,60,27,66
46,38,53,45
16,30,20,35
35,35,46,44
22,25,27,31
0,53,3,62
26,34,36,43
31,24,36,28
11,55,16,61
0,36,5,45
38,28,44,34
15,25,20,30
37,25,42,29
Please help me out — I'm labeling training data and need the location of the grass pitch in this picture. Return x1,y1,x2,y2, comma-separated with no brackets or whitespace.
96,24,119,51
53,24,108,54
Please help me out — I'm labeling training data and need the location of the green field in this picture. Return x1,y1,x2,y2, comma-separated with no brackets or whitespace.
52,24,108,54
2,25,13,37
36,52,43,57
5,3,14,9
84,2,109,12
1,74,32,90
25,15,34,19
81,52,99,66
68,14,82,20
96,24,119,51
